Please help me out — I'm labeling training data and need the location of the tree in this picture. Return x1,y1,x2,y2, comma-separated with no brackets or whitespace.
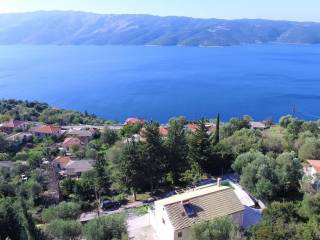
0,198,26,240
42,202,81,223
274,152,303,198
120,123,143,137
214,113,220,144
46,220,82,240
251,202,301,240
301,192,320,223
221,116,251,138
0,133,9,152
261,127,287,154
239,152,302,200
192,217,244,240
219,128,261,156
232,150,267,175
83,214,127,240
94,156,110,203
117,140,143,200
279,115,295,128
140,122,165,191
165,118,188,185
187,119,212,176
101,126,119,145
298,138,320,161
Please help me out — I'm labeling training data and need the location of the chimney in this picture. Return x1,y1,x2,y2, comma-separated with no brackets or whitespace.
217,178,221,187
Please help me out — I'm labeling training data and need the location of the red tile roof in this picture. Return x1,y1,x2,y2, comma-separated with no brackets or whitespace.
159,127,169,136
31,125,61,134
187,123,199,132
307,160,320,172
62,137,84,147
125,118,145,125
53,156,73,169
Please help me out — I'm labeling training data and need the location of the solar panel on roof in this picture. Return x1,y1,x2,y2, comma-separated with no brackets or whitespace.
183,203,196,217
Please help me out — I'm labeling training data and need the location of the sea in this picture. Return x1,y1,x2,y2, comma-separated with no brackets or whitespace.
0,44,320,123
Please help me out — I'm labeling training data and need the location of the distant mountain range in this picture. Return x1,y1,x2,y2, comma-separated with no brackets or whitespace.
1,11,320,46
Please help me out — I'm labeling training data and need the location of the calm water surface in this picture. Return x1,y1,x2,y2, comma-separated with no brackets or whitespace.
0,44,320,122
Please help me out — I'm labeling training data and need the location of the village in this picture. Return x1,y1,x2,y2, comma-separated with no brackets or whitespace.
2,113,320,240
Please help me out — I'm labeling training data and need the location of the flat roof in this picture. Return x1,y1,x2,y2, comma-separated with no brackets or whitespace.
156,185,230,206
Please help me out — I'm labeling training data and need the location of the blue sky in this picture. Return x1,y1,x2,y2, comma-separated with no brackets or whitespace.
1,0,320,22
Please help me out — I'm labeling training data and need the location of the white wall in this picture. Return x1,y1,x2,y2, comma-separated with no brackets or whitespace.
150,203,175,240
150,204,245,240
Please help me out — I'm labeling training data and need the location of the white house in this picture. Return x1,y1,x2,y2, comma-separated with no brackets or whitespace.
149,184,245,240
304,160,320,179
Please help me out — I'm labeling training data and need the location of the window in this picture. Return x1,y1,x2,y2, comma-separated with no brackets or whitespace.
178,232,183,238
162,218,165,224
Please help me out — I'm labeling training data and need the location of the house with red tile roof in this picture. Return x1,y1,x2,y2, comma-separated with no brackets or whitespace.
0,119,29,134
65,129,95,143
52,156,74,170
186,123,216,134
304,160,320,178
30,125,62,138
186,123,199,133
159,126,169,137
124,118,145,125
62,137,84,151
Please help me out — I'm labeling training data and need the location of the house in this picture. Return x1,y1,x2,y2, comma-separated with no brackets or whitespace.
205,123,216,134
0,119,29,134
6,132,33,148
304,160,320,190
30,125,62,138
61,137,84,151
249,121,268,130
0,161,14,171
149,184,245,240
304,160,320,179
124,117,145,125
64,159,95,177
52,156,74,170
66,129,95,143
186,123,216,134
159,126,169,137
186,123,198,133
124,134,141,143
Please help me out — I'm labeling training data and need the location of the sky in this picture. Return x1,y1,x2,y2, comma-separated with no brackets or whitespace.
0,0,320,22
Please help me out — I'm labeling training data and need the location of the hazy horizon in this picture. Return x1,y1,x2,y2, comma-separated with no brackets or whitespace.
1,0,320,22
1,10,320,24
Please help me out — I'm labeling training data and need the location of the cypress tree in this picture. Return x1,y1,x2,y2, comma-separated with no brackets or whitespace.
215,113,220,144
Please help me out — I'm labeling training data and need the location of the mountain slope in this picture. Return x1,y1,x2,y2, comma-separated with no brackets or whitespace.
0,11,320,46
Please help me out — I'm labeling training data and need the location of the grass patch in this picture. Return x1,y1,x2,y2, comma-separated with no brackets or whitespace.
128,206,149,216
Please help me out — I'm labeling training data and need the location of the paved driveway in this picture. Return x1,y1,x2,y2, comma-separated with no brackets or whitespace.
127,213,158,240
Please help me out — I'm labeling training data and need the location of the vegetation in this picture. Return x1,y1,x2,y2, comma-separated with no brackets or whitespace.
2,99,320,239
0,99,106,125
192,217,244,240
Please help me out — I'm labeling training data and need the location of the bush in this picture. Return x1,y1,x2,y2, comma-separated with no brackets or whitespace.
46,220,82,240
83,213,127,240
42,201,81,223
192,216,244,240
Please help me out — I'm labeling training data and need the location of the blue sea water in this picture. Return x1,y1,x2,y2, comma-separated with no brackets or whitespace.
0,44,320,123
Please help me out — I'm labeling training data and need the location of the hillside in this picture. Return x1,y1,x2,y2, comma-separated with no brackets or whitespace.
0,11,320,46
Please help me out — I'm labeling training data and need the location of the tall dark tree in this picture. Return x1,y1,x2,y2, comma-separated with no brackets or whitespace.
141,122,165,192
165,118,188,185
119,139,143,200
94,156,110,203
0,198,26,240
188,119,212,176
215,113,220,144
